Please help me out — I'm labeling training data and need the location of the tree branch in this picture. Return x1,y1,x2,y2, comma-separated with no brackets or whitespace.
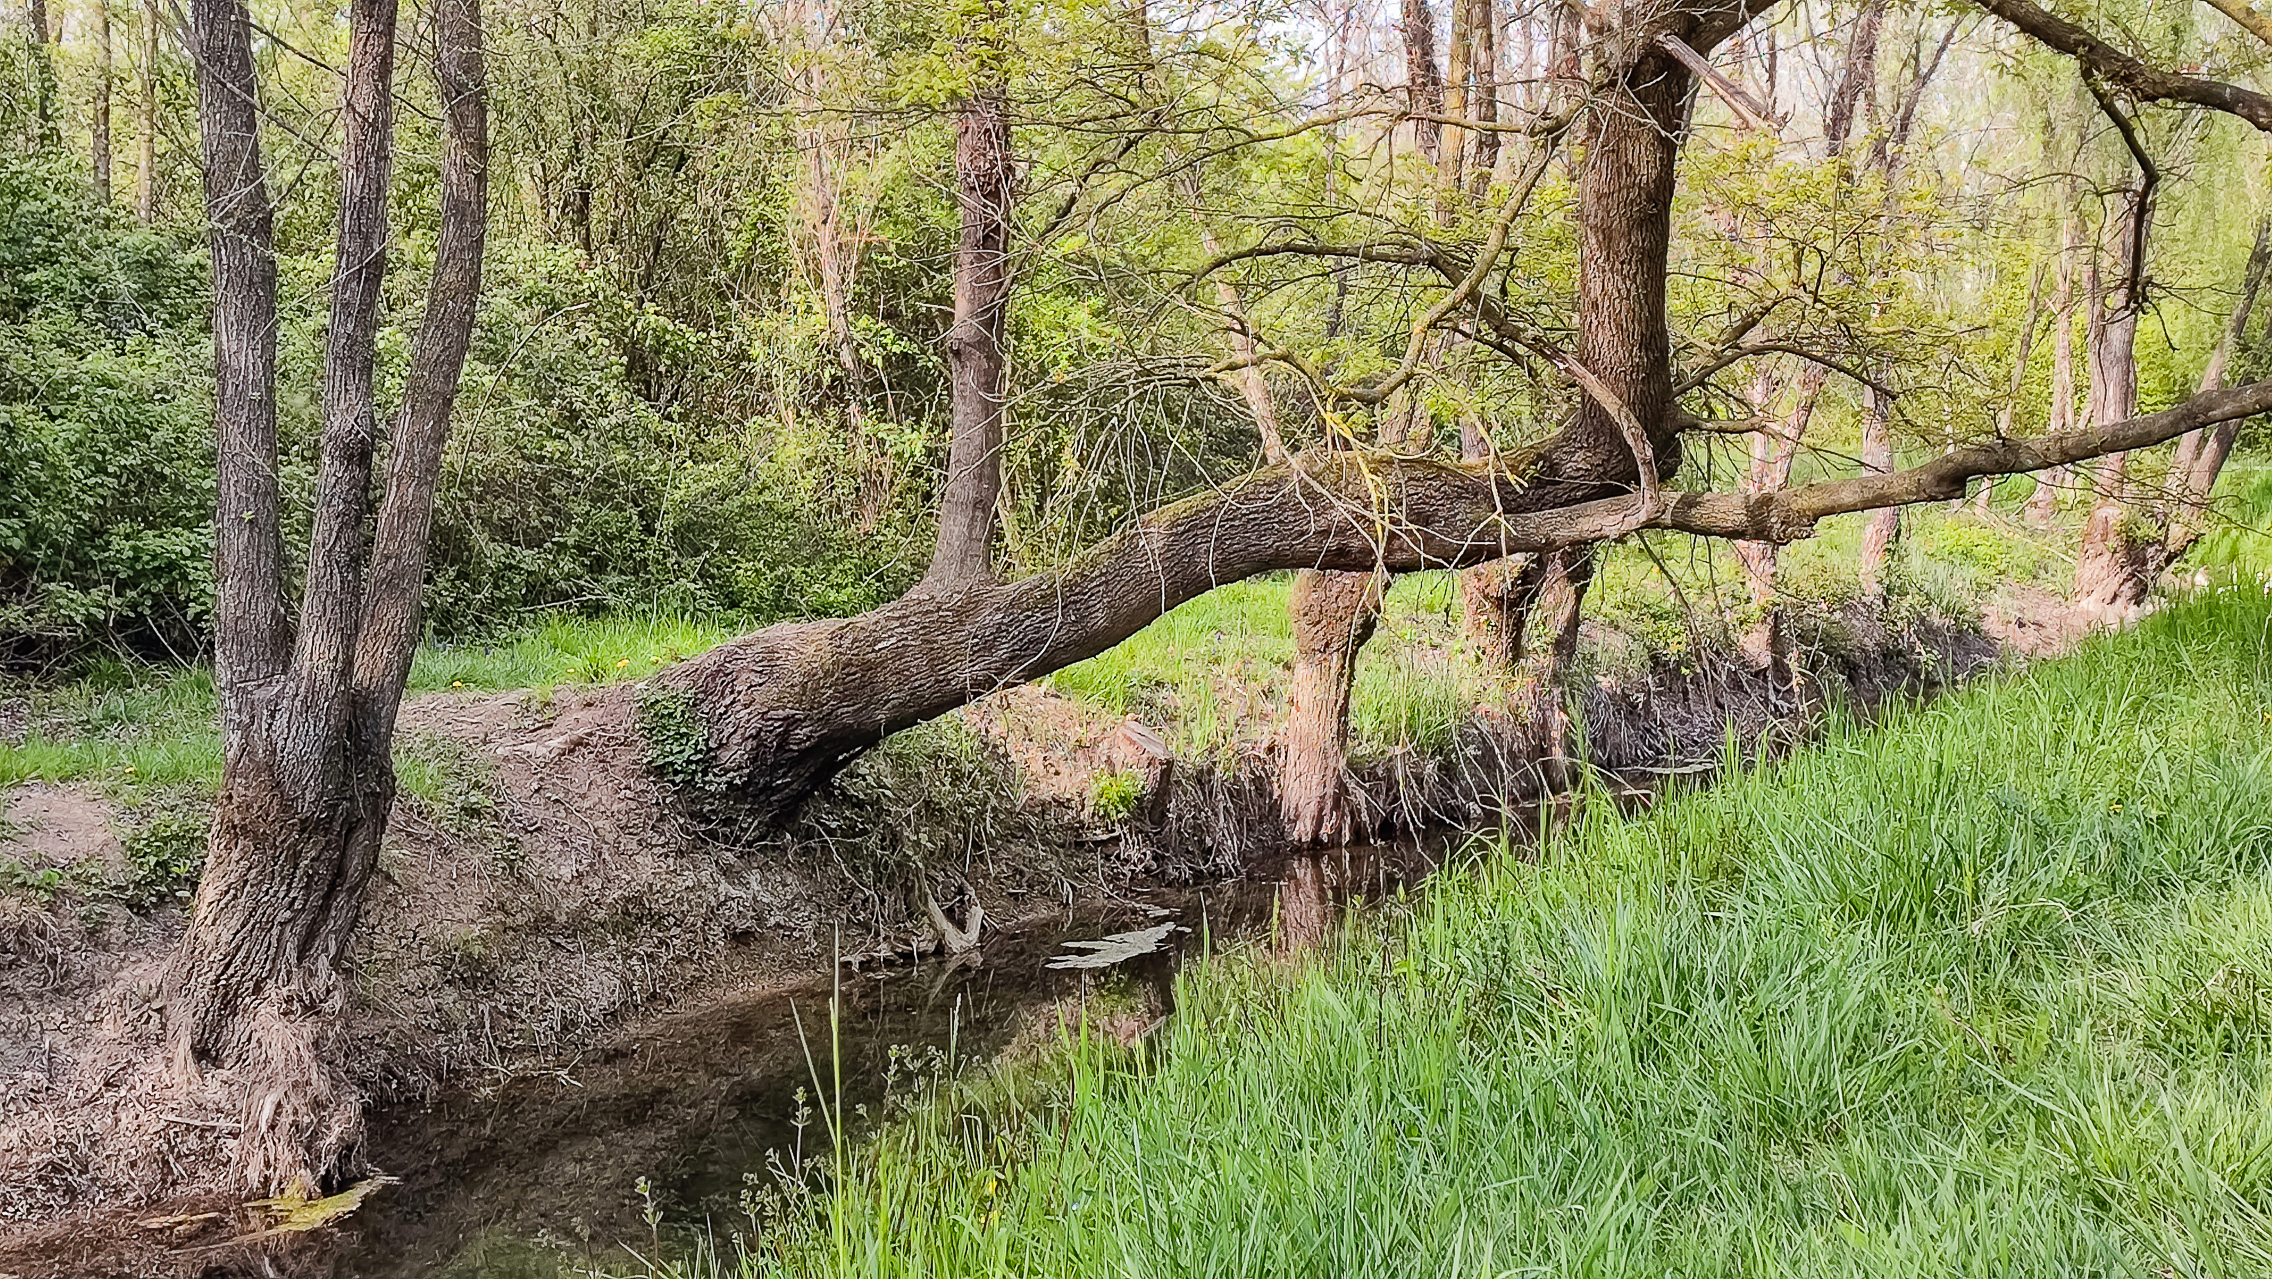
1969,0,2272,131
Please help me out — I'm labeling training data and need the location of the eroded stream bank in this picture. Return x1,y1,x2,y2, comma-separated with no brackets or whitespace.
0,598,2009,1276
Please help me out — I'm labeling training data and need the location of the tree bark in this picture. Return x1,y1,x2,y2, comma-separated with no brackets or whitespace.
93,0,113,202
1856,382,1899,596
927,77,1014,587
1402,0,1444,163
1519,544,1592,794
2074,189,2151,615
1280,567,1386,845
26,0,56,147
1563,44,1689,479
298,0,399,695
167,0,487,1196
1733,361,1823,614
1823,0,1884,154
2026,224,2081,525
135,0,157,222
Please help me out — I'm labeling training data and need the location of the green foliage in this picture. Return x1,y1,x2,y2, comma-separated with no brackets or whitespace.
1087,769,1141,822
0,153,215,660
635,686,723,797
638,589,2272,1279
119,791,207,906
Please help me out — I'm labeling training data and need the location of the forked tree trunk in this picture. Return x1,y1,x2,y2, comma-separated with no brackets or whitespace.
168,0,487,1195
1280,567,1387,845
927,72,1013,587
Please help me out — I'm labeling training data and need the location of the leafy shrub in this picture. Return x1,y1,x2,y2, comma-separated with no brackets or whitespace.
0,155,215,663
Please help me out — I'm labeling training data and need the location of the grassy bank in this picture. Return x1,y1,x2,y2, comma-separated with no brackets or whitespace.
657,583,2272,1278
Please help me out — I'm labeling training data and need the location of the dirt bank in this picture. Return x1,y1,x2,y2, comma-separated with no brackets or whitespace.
0,599,2008,1273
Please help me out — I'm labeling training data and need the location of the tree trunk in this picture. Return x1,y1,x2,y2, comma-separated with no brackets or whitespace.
1280,567,1386,846
1823,0,1885,154
790,3,889,527
2026,227,2080,525
135,0,156,222
1514,545,1593,794
1732,361,1823,612
2074,195,2151,616
1973,261,2047,511
2163,215,2269,560
93,0,113,201
1857,383,1899,595
927,77,1014,587
1460,553,1531,667
1563,45,1688,479
1402,0,1443,163
167,0,487,1195
26,0,56,147
1195,213,1288,464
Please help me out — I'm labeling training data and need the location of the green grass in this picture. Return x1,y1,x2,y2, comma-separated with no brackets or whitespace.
1043,571,1502,762
650,585,2272,1278
0,612,738,792
405,612,737,694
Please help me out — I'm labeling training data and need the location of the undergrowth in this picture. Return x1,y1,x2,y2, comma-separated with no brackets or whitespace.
626,584,2272,1278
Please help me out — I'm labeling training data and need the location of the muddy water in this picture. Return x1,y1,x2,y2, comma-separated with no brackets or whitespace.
338,845,1441,1277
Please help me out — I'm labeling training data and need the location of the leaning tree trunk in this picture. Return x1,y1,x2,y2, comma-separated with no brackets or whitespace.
167,0,486,1195
1280,568,1387,845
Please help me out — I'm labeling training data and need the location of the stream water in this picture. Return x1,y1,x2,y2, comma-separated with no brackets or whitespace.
335,845,1444,1277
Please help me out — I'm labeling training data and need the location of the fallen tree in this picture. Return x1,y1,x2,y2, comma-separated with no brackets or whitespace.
664,376,2272,825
